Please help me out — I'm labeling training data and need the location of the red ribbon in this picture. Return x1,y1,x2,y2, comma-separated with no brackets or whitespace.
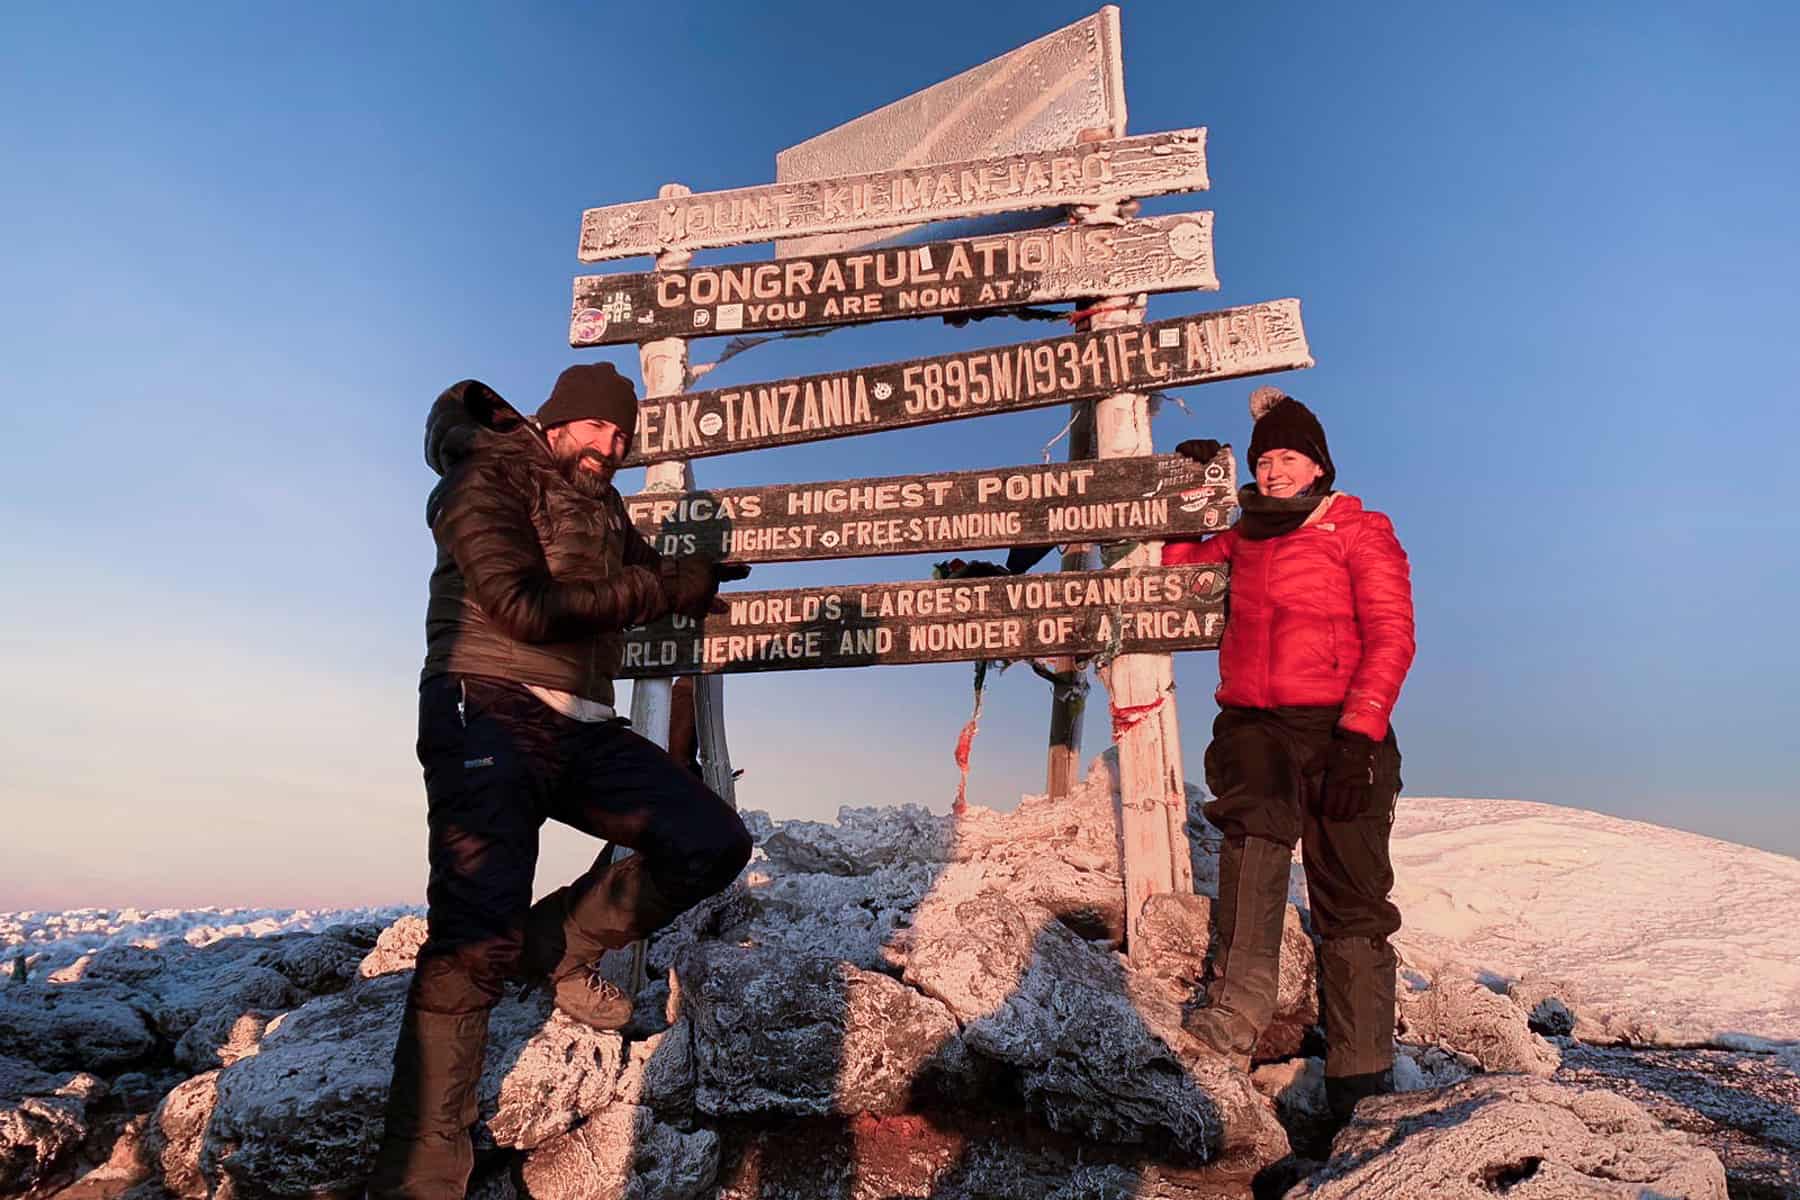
1109,696,1167,742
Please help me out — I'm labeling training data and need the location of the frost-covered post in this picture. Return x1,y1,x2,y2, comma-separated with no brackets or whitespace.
1092,295,1195,962
1058,126,1195,956
629,182,737,810
621,182,739,995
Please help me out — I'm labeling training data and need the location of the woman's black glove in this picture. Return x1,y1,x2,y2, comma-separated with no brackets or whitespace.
934,557,1012,579
1175,438,1225,464
1320,728,1383,821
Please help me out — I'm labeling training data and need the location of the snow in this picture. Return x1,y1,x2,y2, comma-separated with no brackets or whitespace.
3,795,1795,1049
0,905,418,978
1385,798,1800,1046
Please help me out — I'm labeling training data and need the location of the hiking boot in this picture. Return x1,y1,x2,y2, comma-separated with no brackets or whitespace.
549,964,633,1031
1325,1066,1394,1125
1180,1004,1256,1071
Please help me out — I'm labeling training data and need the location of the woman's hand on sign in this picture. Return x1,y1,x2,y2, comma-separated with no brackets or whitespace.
934,558,1012,579
1175,438,1227,464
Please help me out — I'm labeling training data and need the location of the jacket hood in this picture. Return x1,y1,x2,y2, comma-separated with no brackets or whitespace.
424,379,545,477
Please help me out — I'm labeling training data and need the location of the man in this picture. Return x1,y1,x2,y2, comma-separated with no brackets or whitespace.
368,363,753,1197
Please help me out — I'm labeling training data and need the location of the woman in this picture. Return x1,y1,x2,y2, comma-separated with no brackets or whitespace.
1164,385,1415,1124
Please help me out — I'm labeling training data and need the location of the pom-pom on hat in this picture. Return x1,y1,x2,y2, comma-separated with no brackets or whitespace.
1246,386,1335,492
537,363,639,437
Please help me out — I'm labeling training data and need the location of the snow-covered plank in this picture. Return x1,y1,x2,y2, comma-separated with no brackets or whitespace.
578,129,1207,262
570,213,1217,347
615,564,1227,678
623,451,1235,564
621,298,1308,466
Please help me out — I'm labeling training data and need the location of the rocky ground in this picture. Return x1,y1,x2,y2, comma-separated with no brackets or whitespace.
2,754,1787,1198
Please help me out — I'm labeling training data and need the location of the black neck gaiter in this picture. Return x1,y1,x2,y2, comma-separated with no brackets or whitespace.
1235,486,1329,541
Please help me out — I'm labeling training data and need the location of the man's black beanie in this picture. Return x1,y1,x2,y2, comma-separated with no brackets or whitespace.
1246,385,1335,491
537,362,639,436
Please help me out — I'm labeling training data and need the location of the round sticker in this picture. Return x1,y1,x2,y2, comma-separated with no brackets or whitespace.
698,411,723,437
571,307,609,342
1168,221,1206,262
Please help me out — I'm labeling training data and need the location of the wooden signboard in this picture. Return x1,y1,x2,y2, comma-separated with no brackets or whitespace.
570,213,1216,346
624,451,1235,563
579,129,1208,261
623,298,1308,465
616,564,1229,678
776,7,1125,258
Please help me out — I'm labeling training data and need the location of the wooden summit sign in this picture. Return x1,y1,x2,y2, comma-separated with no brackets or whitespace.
578,129,1208,261
570,213,1216,346
622,298,1308,465
625,452,1235,563
617,564,1229,678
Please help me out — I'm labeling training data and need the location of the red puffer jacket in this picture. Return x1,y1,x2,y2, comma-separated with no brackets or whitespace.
1162,494,1415,739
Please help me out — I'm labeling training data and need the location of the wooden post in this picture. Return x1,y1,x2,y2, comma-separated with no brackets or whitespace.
1091,291,1194,964
1064,127,1196,961
1043,401,1095,799
617,183,739,997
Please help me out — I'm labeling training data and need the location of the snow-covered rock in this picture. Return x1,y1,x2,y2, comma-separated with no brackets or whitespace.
0,1055,106,1195
172,1005,275,1072
1554,1042,1800,1200
904,890,1289,1164
0,978,155,1072
761,803,954,875
678,942,971,1118
726,865,933,973
520,1103,718,1200
614,1017,696,1113
716,1113,1269,1200
1284,1076,1728,1199
1505,973,1664,1046
1396,965,1561,1076
200,971,624,1194
144,1069,219,1198
357,914,429,978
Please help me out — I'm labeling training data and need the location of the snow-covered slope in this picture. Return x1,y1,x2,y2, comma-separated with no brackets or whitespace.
1387,798,1800,1046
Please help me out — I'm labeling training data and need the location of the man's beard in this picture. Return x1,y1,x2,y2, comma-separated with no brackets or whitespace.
557,449,616,497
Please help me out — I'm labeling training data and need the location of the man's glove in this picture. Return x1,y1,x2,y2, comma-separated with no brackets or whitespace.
1320,728,1383,821
1175,438,1226,464
933,557,1012,579
660,556,749,618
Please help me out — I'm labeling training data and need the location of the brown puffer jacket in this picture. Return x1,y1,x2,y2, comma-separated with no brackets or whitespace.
419,379,669,706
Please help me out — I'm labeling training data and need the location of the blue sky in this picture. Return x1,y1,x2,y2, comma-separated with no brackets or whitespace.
3,2,1796,909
